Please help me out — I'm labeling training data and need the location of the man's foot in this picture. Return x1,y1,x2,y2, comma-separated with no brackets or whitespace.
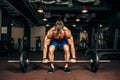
48,68,55,73
64,67,71,73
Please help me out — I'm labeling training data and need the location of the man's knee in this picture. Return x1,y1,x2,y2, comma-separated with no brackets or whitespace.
49,45,55,53
63,45,70,52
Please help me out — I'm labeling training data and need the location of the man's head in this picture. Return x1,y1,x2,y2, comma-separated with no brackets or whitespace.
55,21,64,33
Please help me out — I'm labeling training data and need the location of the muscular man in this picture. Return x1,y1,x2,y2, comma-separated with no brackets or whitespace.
42,21,76,73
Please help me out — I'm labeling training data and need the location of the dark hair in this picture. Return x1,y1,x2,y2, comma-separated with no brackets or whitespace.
55,21,64,33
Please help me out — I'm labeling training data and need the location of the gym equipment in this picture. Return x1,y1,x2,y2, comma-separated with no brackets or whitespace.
113,29,120,49
8,51,111,73
18,38,22,52
20,51,29,72
35,36,41,53
86,49,120,58
86,28,120,72
23,36,29,52
85,49,120,72
90,52,99,72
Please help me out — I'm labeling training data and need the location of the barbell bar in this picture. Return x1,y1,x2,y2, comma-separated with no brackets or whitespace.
7,51,111,73
8,59,111,63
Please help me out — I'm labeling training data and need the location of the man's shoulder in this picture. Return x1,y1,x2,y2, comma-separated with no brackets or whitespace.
48,27,55,32
63,26,69,30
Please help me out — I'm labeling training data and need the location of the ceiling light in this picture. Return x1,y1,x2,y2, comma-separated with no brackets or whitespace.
11,23,14,26
46,24,49,27
99,24,103,27
81,5,88,13
72,24,76,27
84,30,86,33
43,18,47,21
75,16,80,22
76,18,80,22
37,6,44,13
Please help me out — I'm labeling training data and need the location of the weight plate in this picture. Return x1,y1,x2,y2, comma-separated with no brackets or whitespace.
20,51,29,72
90,51,99,72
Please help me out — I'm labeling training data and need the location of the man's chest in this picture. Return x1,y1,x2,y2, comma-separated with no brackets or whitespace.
53,32,65,39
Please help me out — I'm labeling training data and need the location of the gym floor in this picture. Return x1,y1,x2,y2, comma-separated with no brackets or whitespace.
0,51,120,80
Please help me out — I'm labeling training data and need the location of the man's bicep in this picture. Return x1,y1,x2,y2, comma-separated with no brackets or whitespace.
43,36,50,46
67,36,74,45
70,36,74,43
65,30,72,38
46,29,53,38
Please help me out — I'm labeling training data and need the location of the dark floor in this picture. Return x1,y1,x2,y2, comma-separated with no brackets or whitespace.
0,50,120,80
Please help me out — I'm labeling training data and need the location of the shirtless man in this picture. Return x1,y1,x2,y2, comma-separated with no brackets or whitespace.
42,21,76,73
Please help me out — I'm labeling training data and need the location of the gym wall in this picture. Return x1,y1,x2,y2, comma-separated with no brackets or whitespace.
30,26,45,51
80,32,88,41
11,26,24,50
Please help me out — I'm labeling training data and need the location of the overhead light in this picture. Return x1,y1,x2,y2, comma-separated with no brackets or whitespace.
11,23,14,26
72,24,76,27
81,5,88,13
43,18,47,21
37,6,44,13
99,24,103,27
46,24,49,27
76,18,80,22
84,30,86,33
75,16,80,22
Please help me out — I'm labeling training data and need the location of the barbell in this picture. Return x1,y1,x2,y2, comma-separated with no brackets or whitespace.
8,59,110,63
8,51,111,73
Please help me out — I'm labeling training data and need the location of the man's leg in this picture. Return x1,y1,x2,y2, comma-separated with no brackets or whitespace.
48,45,56,72
63,44,71,72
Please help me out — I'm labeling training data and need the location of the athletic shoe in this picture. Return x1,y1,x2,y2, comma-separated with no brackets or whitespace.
64,67,71,73
48,68,55,73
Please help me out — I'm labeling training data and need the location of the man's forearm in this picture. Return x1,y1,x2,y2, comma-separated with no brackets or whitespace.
71,46,76,58
43,46,48,59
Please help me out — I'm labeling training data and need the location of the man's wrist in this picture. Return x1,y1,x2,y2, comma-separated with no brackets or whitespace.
72,57,76,59
43,58,47,59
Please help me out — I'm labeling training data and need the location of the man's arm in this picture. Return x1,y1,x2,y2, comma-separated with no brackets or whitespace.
43,29,53,59
65,28,76,59
43,36,50,59
68,36,76,59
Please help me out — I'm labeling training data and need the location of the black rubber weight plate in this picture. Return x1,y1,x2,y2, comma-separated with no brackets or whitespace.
90,51,99,72
20,51,28,72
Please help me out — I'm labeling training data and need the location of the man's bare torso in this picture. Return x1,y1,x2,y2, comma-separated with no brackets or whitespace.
52,30,66,40
47,26,70,40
